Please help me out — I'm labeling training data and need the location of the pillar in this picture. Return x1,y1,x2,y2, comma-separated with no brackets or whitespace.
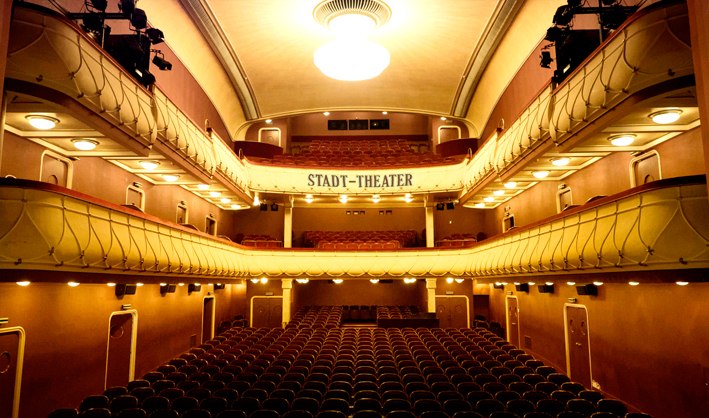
425,205,435,248
283,206,293,248
0,1,13,174
426,278,437,313
281,279,292,327
687,0,709,199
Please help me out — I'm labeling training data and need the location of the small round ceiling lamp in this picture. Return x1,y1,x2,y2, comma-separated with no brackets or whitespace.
532,170,550,179
139,160,160,171
609,134,635,147
26,115,59,130
649,109,682,124
313,0,392,81
71,138,99,151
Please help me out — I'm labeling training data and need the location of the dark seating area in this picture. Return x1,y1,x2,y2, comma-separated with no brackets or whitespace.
303,231,418,249
261,138,462,168
56,316,646,418
241,235,283,248
435,234,478,248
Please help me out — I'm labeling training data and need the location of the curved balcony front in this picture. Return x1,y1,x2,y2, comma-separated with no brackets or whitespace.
0,177,705,281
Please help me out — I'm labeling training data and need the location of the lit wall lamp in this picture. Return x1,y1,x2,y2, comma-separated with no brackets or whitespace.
214,283,226,290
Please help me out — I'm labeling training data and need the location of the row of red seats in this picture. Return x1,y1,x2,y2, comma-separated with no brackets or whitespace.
303,231,418,248
241,235,283,248
316,241,400,250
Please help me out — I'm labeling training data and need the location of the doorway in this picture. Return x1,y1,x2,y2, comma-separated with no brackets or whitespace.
506,296,520,347
435,296,470,328
0,326,25,418
202,296,215,343
564,304,592,387
251,296,283,328
105,310,137,389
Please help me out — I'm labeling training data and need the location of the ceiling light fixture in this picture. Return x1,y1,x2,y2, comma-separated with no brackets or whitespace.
296,278,310,284
551,157,570,166
313,0,392,81
446,277,454,284
609,134,636,147
260,277,268,284
403,278,417,284
210,191,222,198
504,181,517,189
305,194,314,204
16,281,30,286
197,183,210,190
371,194,381,203
454,278,464,283
220,197,231,204
26,115,59,130
532,170,550,179
484,196,494,202
323,111,330,116
370,279,380,284
493,190,504,196
71,138,99,151
649,109,682,124
332,278,343,284
161,174,180,182
339,194,348,203
404,193,413,203
139,160,160,171
474,203,485,208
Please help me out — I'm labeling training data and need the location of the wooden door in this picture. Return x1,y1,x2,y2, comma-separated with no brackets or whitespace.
0,327,25,418
436,297,450,328
252,297,283,328
202,297,215,343
41,152,70,187
506,296,520,346
436,296,469,328
566,305,592,387
632,152,661,186
105,312,135,389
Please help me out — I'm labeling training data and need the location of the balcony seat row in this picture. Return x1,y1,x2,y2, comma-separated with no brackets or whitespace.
303,231,418,248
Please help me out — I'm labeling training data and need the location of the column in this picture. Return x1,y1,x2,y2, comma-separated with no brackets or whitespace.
426,278,437,313
687,0,709,198
283,206,293,248
281,279,292,327
425,205,435,248
0,1,12,174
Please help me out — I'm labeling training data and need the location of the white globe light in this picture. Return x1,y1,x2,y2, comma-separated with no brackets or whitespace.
315,39,390,81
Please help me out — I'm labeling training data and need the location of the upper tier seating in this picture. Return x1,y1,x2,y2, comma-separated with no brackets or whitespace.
264,138,462,168
60,316,649,418
303,230,418,248
241,235,283,248
435,234,478,247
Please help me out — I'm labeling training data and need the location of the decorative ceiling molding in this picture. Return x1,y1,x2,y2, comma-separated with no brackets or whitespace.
179,0,260,120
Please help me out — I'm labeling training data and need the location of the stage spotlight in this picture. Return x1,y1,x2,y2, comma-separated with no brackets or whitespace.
567,0,582,7
540,51,554,68
88,0,108,12
130,8,147,29
146,28,165,45
260,203,268,211
545,26,566,43
446,202,455,210
119,0,135,17
152,53,172,71
436,203,445,211
552,5,574,26
271,203,279,212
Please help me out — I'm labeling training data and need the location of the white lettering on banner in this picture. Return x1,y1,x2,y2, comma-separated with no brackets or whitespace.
307,173,413,188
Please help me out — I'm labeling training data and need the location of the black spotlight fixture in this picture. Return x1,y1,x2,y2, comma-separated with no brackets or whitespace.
436,203,445,211
576,283,599,296
545,26,566,43
540,51,554,69
567,0,583,8
88,0,108,12
145,28,165,45
115,283,137,297
538,283,555,293
260,203,268,211
188,283,202,294
119,0,136,17
493,283,505,290
160,283,176,295
446,202,455,210
152,51,172,71
214,283,226,290
515,283,530,293
130,8,147,30
271,203,279,212
552,5,574,26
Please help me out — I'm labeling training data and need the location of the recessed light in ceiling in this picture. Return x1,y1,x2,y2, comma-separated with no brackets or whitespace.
493,190,504,196
220,197,231,204
139,160,160,170
404,193,413,203
371,194,380,203
608,134,636,147
474,202,485,208
503,181,517,189
162,174,180,182
339,194,348,203
71,138,99,151
551,157,570,166
484,196,494,202
649,109,682,124
26,115,59,130
305,194,314,203
210,191,222,198
532,170,550,179
197,183,210,190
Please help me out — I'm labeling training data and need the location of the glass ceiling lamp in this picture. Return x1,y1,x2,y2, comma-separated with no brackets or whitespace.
313,0,392,81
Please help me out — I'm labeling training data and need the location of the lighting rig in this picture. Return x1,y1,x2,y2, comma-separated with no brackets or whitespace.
540,0,639,84
68,0,172,88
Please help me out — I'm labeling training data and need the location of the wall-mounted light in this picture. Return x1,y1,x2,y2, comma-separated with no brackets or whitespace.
332,279,343,284
445,277,454,284
371,194,381,203
16,281,30,287
628,281,640,286
676,281,689,286
454,278,464,284
115,283,137,297
404,193,413,203
493,282,504,290
403,278,417,284
250,278,260,284
260,277,269,284
160,283,177,294
305,194,314,204
538,283,555,293
26,115,59,130
370,279,380,284
576,283,598,296
188,283,202,293
213,283,226,290
296,278,310,284
68,281,80,287
71,138,99,151
339,195,348,204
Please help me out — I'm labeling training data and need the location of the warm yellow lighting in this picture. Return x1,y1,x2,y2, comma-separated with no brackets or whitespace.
16,281,30,286
260,277,268,284
26,115,59,130
382,111,388,115
440,116,447,121
528,282,536,286
250,278,260,284
314,39,390,81
72,138,99,151
370,279,380,284
593,281,604,286
404,193,413,203
162,174,180,182
532,170,550,179
454,278,464,284
220,197,231,204
230,204,241,209
265,119,273,124
484,196,494,202
474,203,485,208
676,281,689,286
68,281,80,287
504,181,517,189
210,191,222,198
197,183,210,190
609,134,635,147
305,194,314,204
323,111,330,116
136,282,144,287
566,281,576,286
403,278,417,284
629,281,640,286
513,282,521,286
650,109,682,124
178,283,185,286
139,160,160,171
339,194,348,203
332,279,343,284
160,283,168,286
253,194,260,206
493,190,505,196
446,277,454,284
551,157,570,166
371,194,381,203
296,278,310,284
546,282,554,286
106,282,116,287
